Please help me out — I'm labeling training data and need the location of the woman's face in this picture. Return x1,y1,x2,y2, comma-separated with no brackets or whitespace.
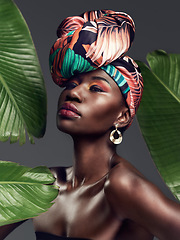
57,69,128,136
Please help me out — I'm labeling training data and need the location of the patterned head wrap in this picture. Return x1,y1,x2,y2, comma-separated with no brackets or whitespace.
49,10,143,125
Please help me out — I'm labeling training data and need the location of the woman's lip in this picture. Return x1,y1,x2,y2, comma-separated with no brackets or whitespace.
58,103,81,118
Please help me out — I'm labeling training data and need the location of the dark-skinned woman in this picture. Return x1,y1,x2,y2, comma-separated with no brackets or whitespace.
0,9,179,240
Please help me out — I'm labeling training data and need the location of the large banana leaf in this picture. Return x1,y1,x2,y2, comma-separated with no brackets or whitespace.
0,161,58,226
136,50,180,200
0,0,47,144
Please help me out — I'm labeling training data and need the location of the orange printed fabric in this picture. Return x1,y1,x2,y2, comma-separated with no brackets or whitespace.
49,10,143,121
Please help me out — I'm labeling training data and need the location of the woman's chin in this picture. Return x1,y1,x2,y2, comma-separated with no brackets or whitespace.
57,121,78,135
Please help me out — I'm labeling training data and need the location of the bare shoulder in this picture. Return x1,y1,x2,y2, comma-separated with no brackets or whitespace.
105,155,146,195
104,155,180,239
104,155,157,217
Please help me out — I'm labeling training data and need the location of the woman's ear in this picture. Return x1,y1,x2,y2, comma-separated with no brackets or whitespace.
114,108,131,128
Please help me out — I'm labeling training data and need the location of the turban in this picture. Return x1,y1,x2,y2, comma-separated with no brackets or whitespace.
49,10,143,125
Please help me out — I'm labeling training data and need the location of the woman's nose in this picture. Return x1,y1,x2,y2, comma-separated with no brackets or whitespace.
65,85,83,103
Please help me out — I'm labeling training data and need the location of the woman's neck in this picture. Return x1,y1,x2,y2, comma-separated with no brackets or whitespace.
71,134,116,186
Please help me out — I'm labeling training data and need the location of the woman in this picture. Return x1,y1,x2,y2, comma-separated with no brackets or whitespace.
1,9,180,240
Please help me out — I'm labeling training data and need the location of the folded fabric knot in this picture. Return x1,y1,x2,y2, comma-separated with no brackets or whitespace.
49,10,143,125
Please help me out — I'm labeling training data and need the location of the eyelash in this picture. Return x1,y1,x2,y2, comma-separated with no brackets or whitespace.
64,81,78,90
64,82,104,92
89,85,104,92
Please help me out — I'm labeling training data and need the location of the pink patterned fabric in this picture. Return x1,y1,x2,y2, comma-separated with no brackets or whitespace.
49,10,143,125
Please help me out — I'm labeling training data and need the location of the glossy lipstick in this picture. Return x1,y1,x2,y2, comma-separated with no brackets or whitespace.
58,102,81,118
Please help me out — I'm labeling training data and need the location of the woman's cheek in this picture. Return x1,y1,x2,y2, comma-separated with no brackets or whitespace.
85,101,118,125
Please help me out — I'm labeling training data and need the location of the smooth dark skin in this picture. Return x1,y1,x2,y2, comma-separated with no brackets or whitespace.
0,69,180,240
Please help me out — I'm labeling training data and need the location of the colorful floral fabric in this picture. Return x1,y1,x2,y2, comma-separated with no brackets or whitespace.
49,10,143,121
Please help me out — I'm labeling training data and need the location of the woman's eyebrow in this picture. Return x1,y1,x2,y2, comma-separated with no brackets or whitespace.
91,76,111,85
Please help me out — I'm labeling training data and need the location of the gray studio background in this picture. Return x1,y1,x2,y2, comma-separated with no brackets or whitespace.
1,0,179,239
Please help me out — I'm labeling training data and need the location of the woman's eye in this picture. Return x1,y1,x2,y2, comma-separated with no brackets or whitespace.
65,81,78,90
90,85,104,92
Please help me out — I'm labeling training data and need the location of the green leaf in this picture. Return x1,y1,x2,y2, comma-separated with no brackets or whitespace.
136,50,180,200
0,0,47,144
0,161,58,226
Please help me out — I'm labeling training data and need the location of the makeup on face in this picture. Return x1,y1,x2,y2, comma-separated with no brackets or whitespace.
56,69,127,136
64,74,112,93
89,77,111,92
58,102,81,118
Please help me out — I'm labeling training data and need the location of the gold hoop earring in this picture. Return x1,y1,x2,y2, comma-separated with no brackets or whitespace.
110,125,122,144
